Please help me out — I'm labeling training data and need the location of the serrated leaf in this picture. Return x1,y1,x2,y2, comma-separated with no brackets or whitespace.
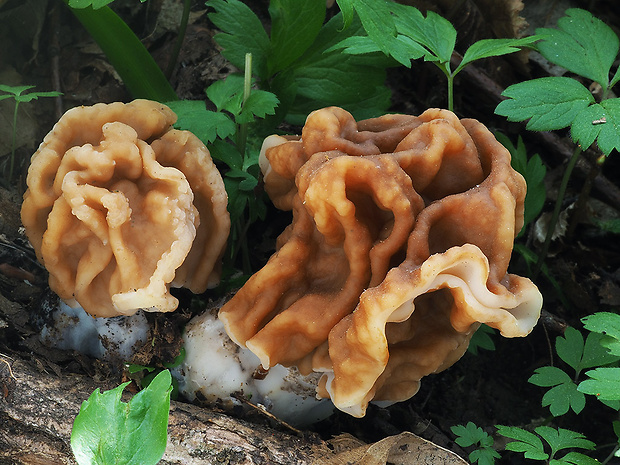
536,8,619,91
281,13,391,122
579,367,620,400
352,0,402,63
529,366,585,416
571,98,620,155
582,312,620,356
166,100,236,145
71,370,172,465
551,451,601,465
451,422,488,447
236,90,279,124
556,327,585,371
207,0,271,79
335,0,354,30
455,37,541,75
535,426,595,457
581,331,620,368
206,74,245,113
496,77,594,131
268,0,325,75
470,448,501,465
496,426,548,460
397,8,456,64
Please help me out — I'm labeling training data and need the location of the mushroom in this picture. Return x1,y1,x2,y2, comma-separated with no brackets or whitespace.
218,106,542,417
21,100,230,318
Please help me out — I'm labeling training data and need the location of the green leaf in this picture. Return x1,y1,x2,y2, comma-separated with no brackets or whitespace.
206,74,245,113
551,451,601,465
582,312,620,356
351,0,399,60
209,139,243,170
455,36,541,75
579,367,620,400
281,12,391,122
451,422,490,448
0,84,36,96
335,0,354,30
71,370,172,465
470,448,501,465
207,0,271,79
398,9,456,64
535,426,595,458
496,133,546,231
536,8,619,91
166,100,236,145
236,90,279,124
495,76,595,131
468,324,496,355
529,366,585,416
496,425,549,460
571,98,620,155
581,331,620,369
556,326,585,372
268,0,325,75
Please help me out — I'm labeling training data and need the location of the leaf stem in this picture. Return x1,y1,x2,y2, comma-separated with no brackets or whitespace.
236,53,252,156
533,145,582,279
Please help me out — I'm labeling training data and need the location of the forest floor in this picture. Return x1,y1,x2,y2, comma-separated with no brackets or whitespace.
2,0,620,463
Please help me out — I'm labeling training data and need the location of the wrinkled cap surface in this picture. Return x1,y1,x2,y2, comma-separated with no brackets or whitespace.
219,106,542,417
21,100,230,317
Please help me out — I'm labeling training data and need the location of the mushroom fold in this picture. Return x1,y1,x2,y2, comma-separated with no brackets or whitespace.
21,100,230,317
219,106,542,417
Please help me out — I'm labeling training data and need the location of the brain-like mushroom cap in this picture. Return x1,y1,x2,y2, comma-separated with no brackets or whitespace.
219,106,542,417
21,100,230,317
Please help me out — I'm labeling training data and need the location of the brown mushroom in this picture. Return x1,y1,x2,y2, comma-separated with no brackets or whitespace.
21,100,230,317
219,106,542,416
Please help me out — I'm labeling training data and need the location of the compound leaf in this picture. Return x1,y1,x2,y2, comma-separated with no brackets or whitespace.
536,8,619,91
496,76,594,131
571,98,620,156
535,426,595,457
496,425,548,461
529,366,585,416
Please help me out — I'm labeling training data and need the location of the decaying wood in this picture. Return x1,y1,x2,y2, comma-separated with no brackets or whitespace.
0,352,468,465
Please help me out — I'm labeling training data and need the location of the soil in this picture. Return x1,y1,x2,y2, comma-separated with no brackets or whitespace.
2,0,620,463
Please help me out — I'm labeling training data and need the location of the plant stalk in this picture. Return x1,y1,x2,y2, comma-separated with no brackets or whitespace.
9,101,19,181
236,53,252,156
533,145,582,279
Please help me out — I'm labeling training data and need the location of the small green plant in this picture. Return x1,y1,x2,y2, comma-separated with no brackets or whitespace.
495,8,620,277
168,55,279,274
0,84,61,181
330,0,539,111
468,324,496,355
529,326,620,416
207,0,394,123
71,369,172,465
496,425,599,464
579,312,620,406
451,422,500,465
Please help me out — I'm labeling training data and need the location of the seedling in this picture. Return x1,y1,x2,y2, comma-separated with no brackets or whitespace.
331,0,539,111
451,422,500,465
496,425,599,464
71,370,172,465
529,326,620,416
0,84,61,181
